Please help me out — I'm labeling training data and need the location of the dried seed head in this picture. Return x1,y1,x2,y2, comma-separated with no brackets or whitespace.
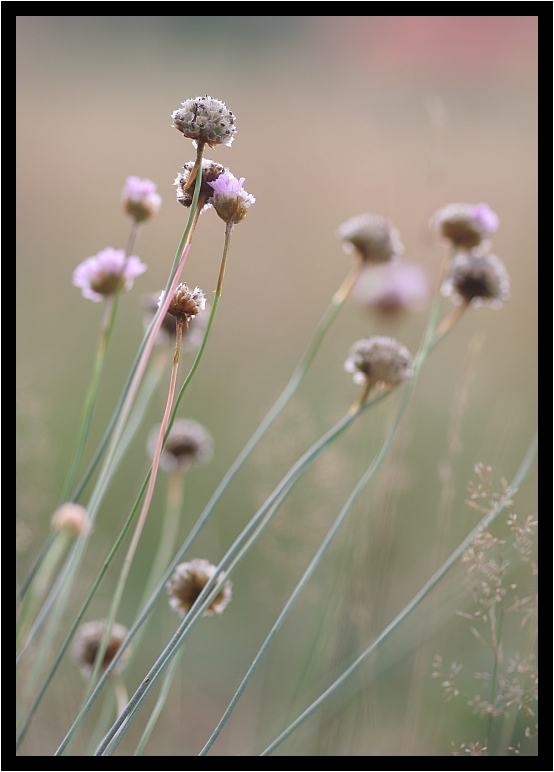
72,620,130,679
148,418,213,473
166,558,232,617
171,95,236,148
336,213,404,264
344,336,413,388
141,292,209,349
174,159,226,209
160,283,206,326
441,251,510,308
431,202,499,250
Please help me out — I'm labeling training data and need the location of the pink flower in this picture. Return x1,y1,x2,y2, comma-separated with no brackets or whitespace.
73,247,147,302
122,176,161,222
353,263,430,318
207,171,255,224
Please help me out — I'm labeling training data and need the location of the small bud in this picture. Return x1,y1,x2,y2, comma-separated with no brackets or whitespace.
72,620,130,679
344,336,413,389
147,418,213,473
171,96,237,148
441,251,510,308
51,502,91,538
122,176,161,223
431,202,499,250
73,248,147,303
336,213,404,264
166,559,232,617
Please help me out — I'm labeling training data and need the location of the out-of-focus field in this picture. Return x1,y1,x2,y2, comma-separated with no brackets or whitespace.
17,17,537,756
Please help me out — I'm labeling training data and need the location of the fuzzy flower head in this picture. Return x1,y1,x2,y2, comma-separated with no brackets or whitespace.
51,502,92,538
166,558,232,617
141,292,209,349
122,176,162,223
208,171,256,224
441,251,510,308
344,336,413,389
171,95,236,148
148,418,213,473
336,213,404,264
72,619,130,679
174,159,226,210
73,248,147,303
353,263,430,318
159,283,206,326
431,202,499,251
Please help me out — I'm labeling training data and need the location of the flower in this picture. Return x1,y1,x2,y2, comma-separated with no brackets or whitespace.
208,171,256,224
344,336,413,388
159,283,206,326
441,251,510,308
431,202,499,250
51,503,91,538
171,95,236,148
148,418,213,473
141,292,209,349
336,213,404,264
73,247,147,302
352,262,430,318
166,559,232,617
122,176,161,223
174,159,226,209
72,619,130,679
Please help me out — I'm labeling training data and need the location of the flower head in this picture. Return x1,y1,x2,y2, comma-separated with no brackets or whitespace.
171,95,236,148
441,251,510,308
51,502,92,538
141,292,209,349
344,336,413,389
174,159,226,209
72,619,130,679
336,213,404,264
122,176,162,223
73,248,147,302
166,558,232,617
353,263,430,318
208,171,256,224
431,202,499,250
148,418,213,473
159,283,206,327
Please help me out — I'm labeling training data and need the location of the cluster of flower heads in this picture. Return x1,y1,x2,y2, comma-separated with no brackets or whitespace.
166,558,232,618
173,160,255,224
337,212,431,320
431,202,510,308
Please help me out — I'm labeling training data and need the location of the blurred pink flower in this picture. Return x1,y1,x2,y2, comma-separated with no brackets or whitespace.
73,247,147,302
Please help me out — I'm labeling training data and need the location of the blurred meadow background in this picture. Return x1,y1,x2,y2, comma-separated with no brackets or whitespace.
16,16,538,756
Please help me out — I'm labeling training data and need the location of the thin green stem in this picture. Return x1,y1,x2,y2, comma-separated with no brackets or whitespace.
94,391,386,756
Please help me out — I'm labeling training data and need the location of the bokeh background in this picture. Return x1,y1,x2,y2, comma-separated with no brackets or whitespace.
17,16,538,756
